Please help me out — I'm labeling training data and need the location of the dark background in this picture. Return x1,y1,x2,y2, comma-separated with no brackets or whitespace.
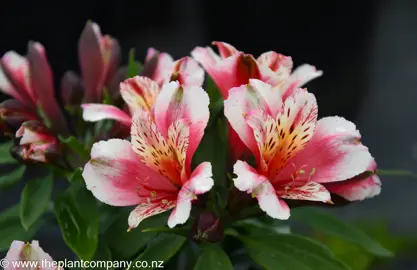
1,0,417,268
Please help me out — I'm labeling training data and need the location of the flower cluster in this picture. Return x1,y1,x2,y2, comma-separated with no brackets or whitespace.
0,22,383,268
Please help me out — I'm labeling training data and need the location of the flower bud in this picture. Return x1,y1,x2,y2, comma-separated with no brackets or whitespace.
61,71,84,105
191,212,224,243
0,99,38,131
13,120,60,163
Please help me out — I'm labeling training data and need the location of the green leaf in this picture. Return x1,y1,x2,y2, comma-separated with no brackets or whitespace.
291,208,393,257
59,135,89,159
105,211,157,260
0,141,17,164
132,233,186,269
0,204,41,251
194,244,233,270
20,174,53,230
128,49,143,78
233,230,348,270
0,165,25,189
54,182,99,261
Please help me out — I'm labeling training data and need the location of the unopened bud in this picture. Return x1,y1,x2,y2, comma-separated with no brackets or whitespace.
0,99,38,131
191,212,224,243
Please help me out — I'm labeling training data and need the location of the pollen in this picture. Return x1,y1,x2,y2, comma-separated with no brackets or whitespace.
151,191,157,197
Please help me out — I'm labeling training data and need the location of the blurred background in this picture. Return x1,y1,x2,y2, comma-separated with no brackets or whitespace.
1,0,417,269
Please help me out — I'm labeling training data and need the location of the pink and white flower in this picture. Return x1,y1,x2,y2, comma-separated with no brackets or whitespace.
192,42,322,160
4,240,60,270
81,52,205,127
224,79,380,219
82,81,214,229
0,42,69,134
191,41,322,99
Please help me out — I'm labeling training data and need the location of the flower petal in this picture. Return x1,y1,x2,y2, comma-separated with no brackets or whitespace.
0,51,36,106
131,108,183,186
143,48,174,86
81,104,132,126
257,51,293,75
120,76,160,114
101,36,121,86
0,67,26,105
280,64,323,100
325,163,381,201
277,181,331,202
224,83,270,163
128,200,176,230
79,21,104,102
233,160,290,220
154,81,210,174
269,88,318,180
277,116,375,184
5,240,25,266
27,42,69,134
212,41,240,58
168,162,213,228
171,57,204,86
83,139,176,206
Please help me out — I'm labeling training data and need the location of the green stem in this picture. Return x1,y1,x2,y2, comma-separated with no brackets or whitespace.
376,169,417,178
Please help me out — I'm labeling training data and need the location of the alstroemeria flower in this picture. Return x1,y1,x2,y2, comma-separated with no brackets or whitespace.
191,41,322,99
143,48,204,87
4,240,60,270
81,52,205,127
224,79,380,219
79,21,121,103
192,42,322,160
13,120,59,163
83,81,214,229
0,42,68,134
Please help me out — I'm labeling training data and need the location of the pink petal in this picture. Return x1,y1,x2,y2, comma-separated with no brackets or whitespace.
171,57,204,86
101,36,121,87
277,181,331,203
128,200,176,230
79,21,105,102
233,160,290,220
144,48,174,86
5,240,58,270
0,67,26,105
268,88,318,180
325,163,381,201
154,81,210,174
168,162,213,228
212,41,240,58
277,116,375,184
192,46,261,99
0,52,36,106
248,79,283,117
27,42,69,134
224,81,279,164
81,103,132,126
5,241,25,270
120,76,160,114
257,51,293,74
280,64,323,99
131,108,184,186
83,139,177,207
